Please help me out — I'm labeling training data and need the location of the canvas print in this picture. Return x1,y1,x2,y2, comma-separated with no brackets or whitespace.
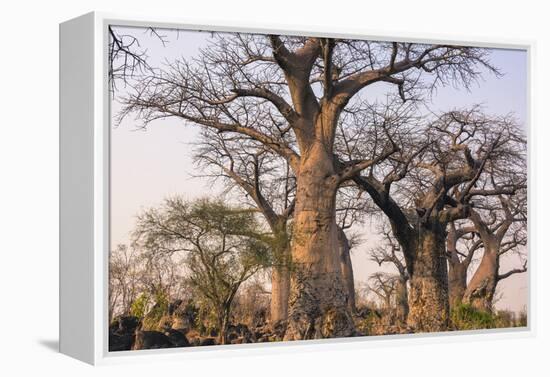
108,25,528,351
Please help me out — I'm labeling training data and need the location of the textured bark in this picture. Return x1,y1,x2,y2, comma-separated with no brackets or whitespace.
337,227,356,312
446,225,474,308
395,277,409,323
463,210,510,313
218,304,231,345
463,246,498,312
270,254,291,324
284,144,355,340
407,223,450,332
267,218,292,325
448,261,468,309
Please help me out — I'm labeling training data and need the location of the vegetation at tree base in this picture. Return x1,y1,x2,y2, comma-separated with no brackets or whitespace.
108,27,528,351
450,304,527,331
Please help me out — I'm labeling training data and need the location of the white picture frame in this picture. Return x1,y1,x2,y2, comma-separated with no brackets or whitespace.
59,11,534,365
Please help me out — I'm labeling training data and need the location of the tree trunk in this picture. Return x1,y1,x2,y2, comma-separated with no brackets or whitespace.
337,227,356,312
395,277,409,324
463,246,498,312
407,223,450,332
284,144,355,340
269,223,291,325
448,261,468,309
271,259,291,325
218,305,231,345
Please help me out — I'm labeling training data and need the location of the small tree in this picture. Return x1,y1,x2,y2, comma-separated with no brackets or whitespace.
133,197,270,344
370,226,410,323
109,244,143,321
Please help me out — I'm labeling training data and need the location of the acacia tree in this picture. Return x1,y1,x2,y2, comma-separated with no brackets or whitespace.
138,243,189,314
133,197,270,344
194,131,295,325
119,30,496,338
350,107,518,331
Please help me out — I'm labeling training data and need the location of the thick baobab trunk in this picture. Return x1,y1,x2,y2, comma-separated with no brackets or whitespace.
407,223,450,332
463,246,498,312
448,261,468,309
284,144,355,341
446,225,469,309
395,277,409,323
337,227,356,312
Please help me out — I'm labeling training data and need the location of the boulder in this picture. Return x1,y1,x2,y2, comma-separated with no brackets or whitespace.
199,337,216,346
163,328,190,347
133,331,174,350
108,316,140,352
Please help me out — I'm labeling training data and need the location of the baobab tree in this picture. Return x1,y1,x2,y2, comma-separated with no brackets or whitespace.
463,198,527,312
335,186,369,313
119,29,497,338
370,226,410,323
108,26,168,89
446,221,482,308
442,110,528,313
462,185,527,312
349,105,519,331
368,272,401,312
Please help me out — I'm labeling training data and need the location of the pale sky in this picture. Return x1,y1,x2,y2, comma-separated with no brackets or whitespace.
110,26,528,313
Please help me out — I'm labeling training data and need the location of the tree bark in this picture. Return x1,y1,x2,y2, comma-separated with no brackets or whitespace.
218,304,231,345
284,143,355,340
463,246,498,312
270,257,291,325
407,223,450,332
446,224,472,309
267,220,292,326
448,261,468,309
395,277,409,323
337,227,356,312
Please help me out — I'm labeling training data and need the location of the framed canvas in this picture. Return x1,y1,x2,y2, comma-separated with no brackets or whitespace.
59,12,533,365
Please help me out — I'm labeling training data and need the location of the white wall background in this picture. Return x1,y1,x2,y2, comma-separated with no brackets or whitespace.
0,0,547,375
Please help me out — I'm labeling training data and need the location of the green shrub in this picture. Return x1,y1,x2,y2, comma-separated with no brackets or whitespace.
130,293,150,319
451,304,498,330
142,291,169,330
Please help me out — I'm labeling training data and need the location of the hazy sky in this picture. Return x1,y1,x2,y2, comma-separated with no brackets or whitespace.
110,26,528,312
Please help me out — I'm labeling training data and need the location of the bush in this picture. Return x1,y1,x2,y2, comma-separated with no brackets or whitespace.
141,291,169,330
130,293,150,319
354,306,382,336
451,304,498,330
516,309,528,327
